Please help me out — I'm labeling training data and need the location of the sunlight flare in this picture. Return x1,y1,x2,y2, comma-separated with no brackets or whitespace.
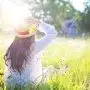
1,0,32,30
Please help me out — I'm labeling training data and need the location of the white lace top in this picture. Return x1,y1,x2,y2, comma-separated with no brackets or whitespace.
4,22,57,85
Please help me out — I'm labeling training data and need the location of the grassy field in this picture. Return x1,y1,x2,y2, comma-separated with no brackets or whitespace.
0,34,90,90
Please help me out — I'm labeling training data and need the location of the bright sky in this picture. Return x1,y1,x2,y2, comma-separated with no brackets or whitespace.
70,0,85,12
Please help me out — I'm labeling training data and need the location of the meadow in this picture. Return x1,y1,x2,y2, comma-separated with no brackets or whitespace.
0,34,90,90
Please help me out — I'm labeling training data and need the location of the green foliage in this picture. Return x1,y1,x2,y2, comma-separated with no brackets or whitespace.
23,0,90,33
24,0,77,30
79,0,90,33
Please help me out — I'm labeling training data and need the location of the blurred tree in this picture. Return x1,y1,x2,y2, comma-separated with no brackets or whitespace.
79,0,90,33
23,0,77,30
0,0,78,31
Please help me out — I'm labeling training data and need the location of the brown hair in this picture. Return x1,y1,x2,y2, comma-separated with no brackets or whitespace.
4,35,35,74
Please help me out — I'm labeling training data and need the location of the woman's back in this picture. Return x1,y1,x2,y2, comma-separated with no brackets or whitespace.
4,22,57,86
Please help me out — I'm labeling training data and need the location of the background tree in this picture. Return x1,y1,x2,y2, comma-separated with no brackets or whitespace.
24,0,77,30
79,0,90,33
0,0,81,32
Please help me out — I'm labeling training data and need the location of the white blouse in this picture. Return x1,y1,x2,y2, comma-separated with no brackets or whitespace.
4,22,57,85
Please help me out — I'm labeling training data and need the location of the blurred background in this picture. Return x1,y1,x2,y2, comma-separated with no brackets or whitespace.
0,0,90,36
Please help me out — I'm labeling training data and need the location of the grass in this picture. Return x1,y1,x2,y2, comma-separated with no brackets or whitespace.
0,34,90,90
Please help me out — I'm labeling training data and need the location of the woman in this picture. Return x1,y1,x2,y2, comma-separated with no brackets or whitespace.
4,19,57,86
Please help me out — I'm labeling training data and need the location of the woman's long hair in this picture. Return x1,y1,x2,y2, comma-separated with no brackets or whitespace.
4,35,35,74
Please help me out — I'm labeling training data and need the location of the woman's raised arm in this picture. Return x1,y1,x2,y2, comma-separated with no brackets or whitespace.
35,22,57,53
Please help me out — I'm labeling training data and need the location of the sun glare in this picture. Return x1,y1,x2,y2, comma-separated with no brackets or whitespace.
1,0,32,30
